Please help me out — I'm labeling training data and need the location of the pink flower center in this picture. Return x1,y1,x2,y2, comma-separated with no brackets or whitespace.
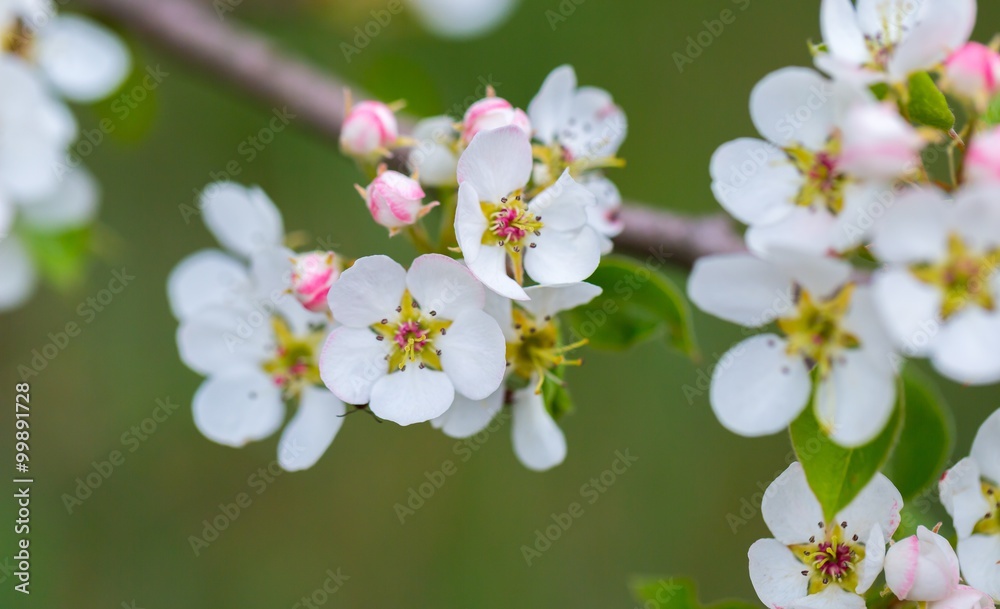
813,541,855,580
394,321,428,351
493,207,529,242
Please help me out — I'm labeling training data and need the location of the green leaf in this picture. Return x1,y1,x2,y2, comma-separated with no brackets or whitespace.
790,385,903,522
883,367,954,501
541,359,573,421
629,577,758,609
985,94,1000,126
19,226,93,290
563,256,698,357
907,71,955,130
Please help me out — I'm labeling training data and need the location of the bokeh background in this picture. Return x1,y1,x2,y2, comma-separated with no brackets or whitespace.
2,0,1000,606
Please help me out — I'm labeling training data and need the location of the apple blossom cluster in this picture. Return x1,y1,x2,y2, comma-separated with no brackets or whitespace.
168,65,627,472
686,0,1000,606
0,0,130,311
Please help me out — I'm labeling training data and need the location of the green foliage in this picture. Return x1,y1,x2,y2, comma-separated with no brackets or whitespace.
564,256,698,357
883,367,954,501
20,226,92,290
790,387,903,522
985,94,1000,126
629,577,758,609
92,47,161,143
907,72,955,130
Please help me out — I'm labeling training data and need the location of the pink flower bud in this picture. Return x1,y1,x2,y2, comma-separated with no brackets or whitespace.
290,251,340,312
884,526,960,602
364,170,438,232
927,586,996,609
965,126,1000,183
462,96,531,144
945,43,1000,103
340,101,398,158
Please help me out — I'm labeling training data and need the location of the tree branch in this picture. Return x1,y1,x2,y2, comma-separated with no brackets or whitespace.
79,0,744,267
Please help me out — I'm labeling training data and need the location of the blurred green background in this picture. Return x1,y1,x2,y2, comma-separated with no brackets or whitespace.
2,0,999,606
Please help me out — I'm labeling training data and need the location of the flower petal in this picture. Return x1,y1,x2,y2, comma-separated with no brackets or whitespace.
167,249,250,320
433,387,504,438
318,326,390,405
856,525,886,595
930,308,1000,386
870,187,950,264
750,67,838,150
466,243,527,300
528,65,576,145
528,169,593,232
37,14,131,102
369,365,455,426
200,182,284,257
688,254,795,327
455,182,488,263
762,462,827,545
326,255,407,327
889,0,976,80
746,207,838,258
814,349,897,447
871,268,942,356
0,236,37,311
789,586,866,609
19,166,99,231
956,535,1000,602
748,538,811,609
821,0,870,65
438,309,506,400
406,253,485,320
710,138,799,226
276,385,346,471
836,472,904,542
511,388,566,471
523,226,601,286
408,116,459,187
940,458,992,539
971,408,1000,485
521,282,602,320
710,335,811,437
192,369,284,447
456,125,532,202
175,305,272,375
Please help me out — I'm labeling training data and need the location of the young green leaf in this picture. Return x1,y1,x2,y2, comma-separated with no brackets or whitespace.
882,367,954,501
563,256,698,357
790,387,903,522
907,71,955,131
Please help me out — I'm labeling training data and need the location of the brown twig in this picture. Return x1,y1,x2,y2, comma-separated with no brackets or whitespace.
78,0,744,268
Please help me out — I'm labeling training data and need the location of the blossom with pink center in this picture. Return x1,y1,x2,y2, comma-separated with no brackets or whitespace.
362,170,439,234
944,42,1000,108
884,526,961,601
340,100,399,159
462,95,530,144
290,251,341,313
965,127,1000,184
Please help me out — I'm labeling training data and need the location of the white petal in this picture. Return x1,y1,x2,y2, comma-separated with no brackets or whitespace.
836,472,905,542
870,187,950,263
746,207,838,258
175,305,272,375
928,585,997,609
466,243,527,300
930,309,1000,385
277,386,346,471
456,125,532,202
762,462,827,545
528,65,576,145
710,138,799,226
511,388,566,471
815,350,897,447
856,525,886,594
19,166,98,230
523,226,601,286
326,255,407,327
790,586,866,609
710,335,811,437
831,181,894,252
521,282,602,320
406,0,516,39
889,0,977,80
438,309,506,400
433,387,503,438
408,116,459,187
37,15,131,102
748,538,810,609
248,246,294,299
200,182,284,257
956,535,1000,602
318,326,390,405
0,236,37,311
971,409,1000,486
192,369,284,447
455,182,488,263
562,86,627,160
167,249,250,320
688,254,795,326
527,169,593,231
821,0,870,65
769,250,852,299
940,458,992,539
750,67,837,150
871,268,942,356
369,365,455,426
406,253,485,320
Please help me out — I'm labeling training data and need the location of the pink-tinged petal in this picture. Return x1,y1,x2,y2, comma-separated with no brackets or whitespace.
885,526,960,601
457,125,532,202
710,335,811,438
839,103,925,179
318,326,390,406
340,100,397,156
927,585,996,609
762,462,826,545
277,386,346,471
326,255,407,327
369,365,455,426
748,538,811,609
